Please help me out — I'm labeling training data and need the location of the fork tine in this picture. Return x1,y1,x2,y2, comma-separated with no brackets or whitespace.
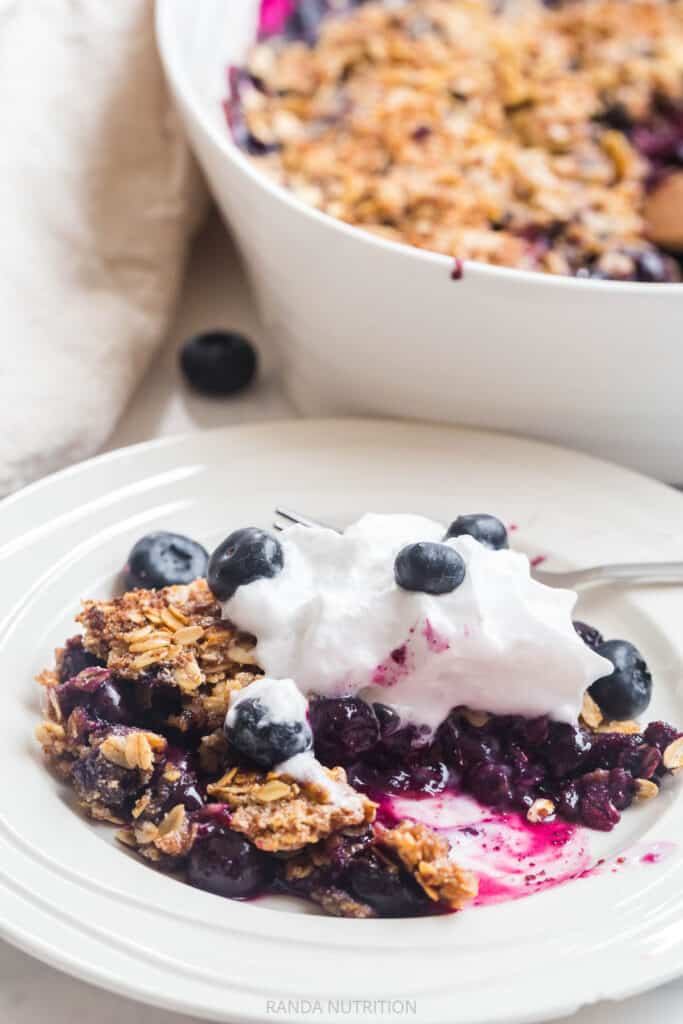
273,507,338,532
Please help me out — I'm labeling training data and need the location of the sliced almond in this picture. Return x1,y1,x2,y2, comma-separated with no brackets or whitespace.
527,798,556,824
255,780,293,803
167,605,190,626
663,736,683,771
134,821,159,845
461,708,490,727
580,692,603,730
35,720,65,743
160,607,182,632
157,804,186,838
99,735,129,768
634,778,659,801
125,731,154,771
133,649,170,670
644,171,683,250
115,828,137,848
173,659,203,692
596,720,641,735
462,712,489,729
129,633,172,654
174,625,204,646
122,624,154,643
132,793,151,819
228,644,258,666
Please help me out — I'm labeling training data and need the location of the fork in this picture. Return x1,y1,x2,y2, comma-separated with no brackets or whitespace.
273,507,683,589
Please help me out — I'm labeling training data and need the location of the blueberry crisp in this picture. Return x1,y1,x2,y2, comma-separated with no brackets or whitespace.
225,0,683,281
36,515,683,918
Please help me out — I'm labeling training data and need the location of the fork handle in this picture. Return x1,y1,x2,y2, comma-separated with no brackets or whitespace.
534,562,683,588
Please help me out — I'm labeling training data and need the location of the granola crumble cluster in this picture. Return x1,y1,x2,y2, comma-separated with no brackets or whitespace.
35,579,477,918
230,0,683,280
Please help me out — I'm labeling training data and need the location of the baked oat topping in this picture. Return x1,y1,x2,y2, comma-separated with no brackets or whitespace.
376,820,479,909
230,0,683,280
207,765,376,851
77,579,258,694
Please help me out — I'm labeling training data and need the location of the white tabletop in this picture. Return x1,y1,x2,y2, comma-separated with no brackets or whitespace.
4,212,683,1024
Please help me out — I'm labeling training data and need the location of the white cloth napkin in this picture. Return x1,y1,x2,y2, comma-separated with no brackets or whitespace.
0,0,207,495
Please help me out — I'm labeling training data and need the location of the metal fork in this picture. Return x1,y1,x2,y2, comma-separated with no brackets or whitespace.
273,507,683,589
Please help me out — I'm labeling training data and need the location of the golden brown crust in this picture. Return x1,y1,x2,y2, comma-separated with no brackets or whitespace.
207,766,377,852
377,820,478,910
242,0,683,277
76,579,259,699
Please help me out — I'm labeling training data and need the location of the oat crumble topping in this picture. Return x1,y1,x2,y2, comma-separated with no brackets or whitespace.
206,765,376,851
230,0,683,280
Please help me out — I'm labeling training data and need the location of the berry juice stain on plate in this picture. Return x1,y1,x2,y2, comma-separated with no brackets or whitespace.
388,791,592,906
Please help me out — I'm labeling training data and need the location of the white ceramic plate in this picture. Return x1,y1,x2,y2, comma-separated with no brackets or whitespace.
3,419,683,1024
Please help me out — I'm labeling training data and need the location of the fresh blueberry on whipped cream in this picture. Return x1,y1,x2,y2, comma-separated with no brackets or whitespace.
445,513,509,551
394,541,466,594
226,677,365,811
208,527,284,601
219,513,613,732
225,676,312,768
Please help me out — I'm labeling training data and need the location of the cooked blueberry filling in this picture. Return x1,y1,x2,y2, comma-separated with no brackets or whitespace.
344,854,431,917
187,828,274,899
55,668,132,725
58,635,103,683
309,696,380,765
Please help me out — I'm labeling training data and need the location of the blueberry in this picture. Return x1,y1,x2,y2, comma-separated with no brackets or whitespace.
180,331,257,396
633,250,681,284
309,697,380,765
58,636,103,683
573,620,604,651
578,773,621,831
55,667,130,725
394,542,466,595
208,527,283,601
466,762,514,807
344,856,430,917
72,748,143,810
444,514,509,550
541,722,592,778
589,639,653,720
643,721,680,753
158,748,204,813
225,692,312,769
187,830,273,899
124,532,208,590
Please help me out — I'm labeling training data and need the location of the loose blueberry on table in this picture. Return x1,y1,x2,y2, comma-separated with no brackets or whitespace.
36,510,683,918
179,330,258,397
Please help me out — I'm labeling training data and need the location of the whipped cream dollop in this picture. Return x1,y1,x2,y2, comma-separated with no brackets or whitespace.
224,514,612,731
